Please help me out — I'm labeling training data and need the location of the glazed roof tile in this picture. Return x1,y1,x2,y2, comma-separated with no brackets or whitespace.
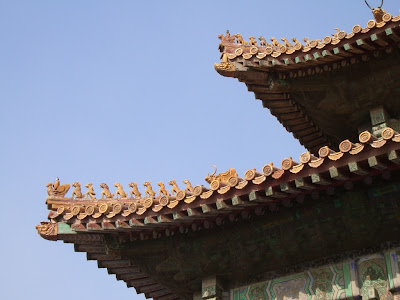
38,127,400,241
214,10,400,153
215,10,400,72
36,127,400,299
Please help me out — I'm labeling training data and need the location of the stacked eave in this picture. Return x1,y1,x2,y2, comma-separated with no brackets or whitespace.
38,128,400,299
215,11,400,153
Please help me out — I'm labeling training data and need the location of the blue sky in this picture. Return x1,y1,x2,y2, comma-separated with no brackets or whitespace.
1,1,399,299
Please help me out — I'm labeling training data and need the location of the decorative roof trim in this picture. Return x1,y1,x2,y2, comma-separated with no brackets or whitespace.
38,128,400,240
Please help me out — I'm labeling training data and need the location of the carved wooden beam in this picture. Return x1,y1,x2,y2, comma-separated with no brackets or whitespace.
295,178,314,190
98,260,132,269
116,272,147,281
311,173,331,185
329,167,349,180
348,162,368,175
249,190,271,202
107,267,140,275
388,150,400,164
368,156,387,169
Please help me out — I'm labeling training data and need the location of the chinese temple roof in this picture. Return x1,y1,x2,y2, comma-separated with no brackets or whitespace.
36,7,400,300
215,9,400,154
37,128,400,299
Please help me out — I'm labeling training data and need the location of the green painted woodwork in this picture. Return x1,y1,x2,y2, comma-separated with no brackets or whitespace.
102,175,400,299
232,252,400,300
58,223,76,234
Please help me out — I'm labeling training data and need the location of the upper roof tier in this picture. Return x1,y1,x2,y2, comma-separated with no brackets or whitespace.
215,9,400,154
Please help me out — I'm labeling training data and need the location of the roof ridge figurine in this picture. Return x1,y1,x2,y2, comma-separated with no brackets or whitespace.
114,182,127,199
128,182,141,198
84,183,96,199
100,183,114,199
46,177,70,197
71,182,84,199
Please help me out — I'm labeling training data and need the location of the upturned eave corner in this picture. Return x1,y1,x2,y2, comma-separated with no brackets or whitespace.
35,221,58,241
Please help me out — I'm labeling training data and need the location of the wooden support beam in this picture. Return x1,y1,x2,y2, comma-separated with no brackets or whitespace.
126,277,156,288
129,218,144,227
294,56,305,64
115,220,130,229
348,162,368,175
356,39,376,50
271,59,283,66
187,207,204,218
146,289,172,299
86,223,102,231
258,60,272,68
343,43,364,54
311,173,331,185
173,211,189,220
107,267,140,275
313,52,322,60
243,60,258,68
388,150,400,164
71,224,86,232
322,50,335,60
329,167,349,180
216,199,241,211
368,156,387,170
116,272,146,281
201,204,219,215
333,47,352,57
265,186,286,198
232,195,254,207
98,260,131,269
270,105,300,115
87,253,117,261
157,215,173,223
385,28,400,42
138,283,164,294
370,33,389,46
295,178,314,190
249,190,271,202
284,58,295,65
261,99,293,108
280,182,301,194
102,222,116,230
157,293,179,300
74,244,105,253
304,54,315,63
144,217,158,226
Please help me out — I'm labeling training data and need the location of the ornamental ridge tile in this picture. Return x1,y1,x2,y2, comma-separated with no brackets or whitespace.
215,9,400,73
37,128,400,240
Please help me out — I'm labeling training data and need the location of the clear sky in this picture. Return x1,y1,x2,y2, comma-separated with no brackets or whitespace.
1,1,399,299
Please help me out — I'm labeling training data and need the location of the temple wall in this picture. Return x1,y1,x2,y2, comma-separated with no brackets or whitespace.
231,249,400,300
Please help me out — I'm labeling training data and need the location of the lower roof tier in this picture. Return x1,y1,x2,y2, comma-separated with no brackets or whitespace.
37,127,400,299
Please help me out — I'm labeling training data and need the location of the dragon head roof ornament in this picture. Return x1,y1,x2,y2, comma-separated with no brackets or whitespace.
364,0,386,22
